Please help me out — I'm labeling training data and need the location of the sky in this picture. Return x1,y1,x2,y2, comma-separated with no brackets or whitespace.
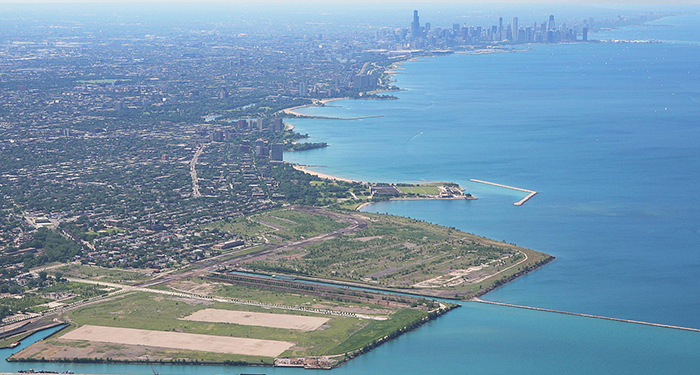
0,0,698,4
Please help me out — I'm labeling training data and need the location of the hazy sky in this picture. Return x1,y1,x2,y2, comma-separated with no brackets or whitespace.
0,0,699,4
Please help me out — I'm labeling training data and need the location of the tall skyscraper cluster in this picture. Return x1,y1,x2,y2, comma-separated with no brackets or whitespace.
402,11,592,48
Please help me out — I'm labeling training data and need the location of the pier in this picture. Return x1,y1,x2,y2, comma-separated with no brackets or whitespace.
471,298,700,333
469,179,537,206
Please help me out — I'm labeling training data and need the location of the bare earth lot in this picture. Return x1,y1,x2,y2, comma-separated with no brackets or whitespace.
182,308,329,331
60,325,294,357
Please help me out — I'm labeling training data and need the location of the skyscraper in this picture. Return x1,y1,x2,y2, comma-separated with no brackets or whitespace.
411,10,420,39
512,17,519,42
548,15,555,31
498,17,503,40
583,27,589,41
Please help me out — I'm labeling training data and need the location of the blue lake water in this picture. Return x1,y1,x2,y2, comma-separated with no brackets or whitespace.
286,14,700,327
4,14,700,375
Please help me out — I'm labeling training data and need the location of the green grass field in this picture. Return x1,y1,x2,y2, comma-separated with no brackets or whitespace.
207,208,346,243
327,309,427,355
39,287,429,363
396,185,441,195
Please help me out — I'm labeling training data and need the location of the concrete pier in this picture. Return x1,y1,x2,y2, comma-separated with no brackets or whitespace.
469,179,538,206
472,298,700,333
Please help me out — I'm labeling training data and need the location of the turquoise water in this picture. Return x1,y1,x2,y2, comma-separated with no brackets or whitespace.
4,14,700,375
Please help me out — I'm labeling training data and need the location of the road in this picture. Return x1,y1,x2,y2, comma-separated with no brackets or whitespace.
190,143,206,198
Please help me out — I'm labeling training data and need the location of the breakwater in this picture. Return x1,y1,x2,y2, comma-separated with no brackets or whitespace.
469,179,537,206
288,113,384,120
472,299,700,333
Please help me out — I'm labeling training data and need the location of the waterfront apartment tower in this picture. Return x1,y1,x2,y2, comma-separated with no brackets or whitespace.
273,118,284,132
255,138,268,158
270,143,284,162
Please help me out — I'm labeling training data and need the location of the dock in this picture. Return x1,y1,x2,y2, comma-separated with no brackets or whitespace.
469,179,537,206
471,298,700,333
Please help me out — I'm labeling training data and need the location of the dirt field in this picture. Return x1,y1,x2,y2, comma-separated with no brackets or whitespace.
182,308,329,331
60,325,294,357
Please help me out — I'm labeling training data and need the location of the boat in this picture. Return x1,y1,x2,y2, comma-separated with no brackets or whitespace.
9,341,21,348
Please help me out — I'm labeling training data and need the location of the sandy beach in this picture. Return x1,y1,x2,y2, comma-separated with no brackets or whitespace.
281,97,349,117
293,165,362,184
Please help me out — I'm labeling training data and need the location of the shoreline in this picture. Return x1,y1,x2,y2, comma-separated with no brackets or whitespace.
6,298,457,371
292,164,362,184
2,51,554,374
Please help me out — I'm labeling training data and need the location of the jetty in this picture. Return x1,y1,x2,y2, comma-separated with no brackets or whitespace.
469,179,537,206
471,298,700,333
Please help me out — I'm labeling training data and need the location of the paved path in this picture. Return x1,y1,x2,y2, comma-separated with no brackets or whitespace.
190,143,206,198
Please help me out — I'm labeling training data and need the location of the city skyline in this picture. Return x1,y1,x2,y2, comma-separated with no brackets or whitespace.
404,10,591,44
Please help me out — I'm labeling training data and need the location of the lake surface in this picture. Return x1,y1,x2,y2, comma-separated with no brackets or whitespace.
4,14,700,375
287,14,700,327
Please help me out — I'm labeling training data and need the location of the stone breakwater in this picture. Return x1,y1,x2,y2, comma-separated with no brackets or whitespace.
469,179,537,206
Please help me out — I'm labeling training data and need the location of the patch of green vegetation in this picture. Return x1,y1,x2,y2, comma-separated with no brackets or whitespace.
328,309,427,355
285,142,327,152
0,331,33,348
62,292,365,357
0,294,51,314
18,228,82,269
396,185,440,196
55,284,430,362
269,163,361,205
256,209,346,240
51,264,151,285
85,228,123,237
210,282,386,311
207,208,346,242
39,281,110,301
245,211,552,299
206,218,268,243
